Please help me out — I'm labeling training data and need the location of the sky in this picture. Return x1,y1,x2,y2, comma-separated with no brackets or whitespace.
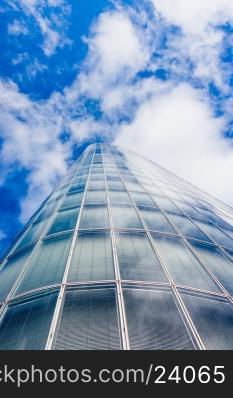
1,0,233,255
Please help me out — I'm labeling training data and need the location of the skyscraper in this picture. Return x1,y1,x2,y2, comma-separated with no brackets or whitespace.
1,143,233,350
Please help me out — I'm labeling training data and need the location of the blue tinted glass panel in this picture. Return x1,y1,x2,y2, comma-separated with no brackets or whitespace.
108,190,131,205
111,205,143,229
17,220,48,249
123,287,195,350
131,191,155,207
190,241,233,295
139,207,176,234
115,232,168,282
152,235,220,293
60,192,83,209
68,232,114,281
181,291,233,350
85,190,107,204
16,234,72,295
0,291,58,349
87,181,106,190
107,180,125,190
194,220,233,250
79,205,109,229
152,195,181,213
54,287,121,350
167,213,211,242
0,246,34,302
47,208,79,235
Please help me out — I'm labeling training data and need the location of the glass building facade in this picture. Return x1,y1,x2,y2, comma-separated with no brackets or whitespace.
1,143,233,349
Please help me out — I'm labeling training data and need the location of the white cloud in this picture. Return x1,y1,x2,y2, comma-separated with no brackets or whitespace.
8,0,72,56
65,10,150,101
8,19,28,35
151,0,233,91
115,83,233,205
152,0,233,35
69,118,106,141
26,58,48,78
12,52,29,65
0,80,71,222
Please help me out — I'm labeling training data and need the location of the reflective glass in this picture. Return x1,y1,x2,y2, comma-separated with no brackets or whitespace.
79,205,109,229
0,291,58,350
68,182,86,193
16,234,72,295
111,205,143,229
47,208,79,235
68,232,114,281
180,291,233,350
144,185,163,196
0,246,34,302
152,235,220,293
125,182,144,192
167,213,211,242
108,190,131,205
123,286,195,350
107,180,125,190
35,202,56,223
189,241,233,295
87,180,106,190
131,191,155,207
194,220,233,250
60,192,83,210
85,190,107,204
115,232,168,282
172,200,204,221
152,195,181,213
17,219,48,249
54,287,121,350
139,207,176,234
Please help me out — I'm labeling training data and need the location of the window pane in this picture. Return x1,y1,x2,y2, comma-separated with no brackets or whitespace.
108,190,131,205
53,287,121,350
180,291,233,349
85,190,107,204
0,246,34,302
107,180,125,190
16,235,72,295
189,241,233,295
125,182,144,192
68,182,86,193
111,205,143,229
47,208,79,235
87,180,106,190
60,192,83,210
172,200,204,221
194,220,233,250
131,191,155,207
68,232,114,281
139,207,176,234
123,286,195,350
144,185,163,196
152,195,181,213
115,232,168,282
152,235,221,293
17,220,48,249
167,213,211,242
0,291,58,349
79,205,109,229
36,202,56,223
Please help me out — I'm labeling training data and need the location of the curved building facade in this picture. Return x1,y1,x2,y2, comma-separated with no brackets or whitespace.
1,143,233,349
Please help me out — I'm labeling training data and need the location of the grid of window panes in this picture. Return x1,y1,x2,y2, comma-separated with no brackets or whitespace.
1,143,233,349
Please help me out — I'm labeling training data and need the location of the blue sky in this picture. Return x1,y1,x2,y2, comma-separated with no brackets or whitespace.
1,0,233,255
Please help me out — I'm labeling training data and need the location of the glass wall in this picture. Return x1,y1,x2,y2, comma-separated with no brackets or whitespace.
1,143,233,350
